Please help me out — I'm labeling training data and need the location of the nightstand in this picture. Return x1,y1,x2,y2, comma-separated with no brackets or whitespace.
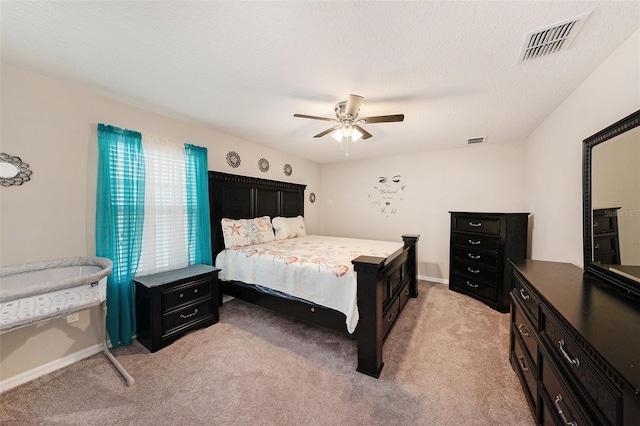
135,264,220,352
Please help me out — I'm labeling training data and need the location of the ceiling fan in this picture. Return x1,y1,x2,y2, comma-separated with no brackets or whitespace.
293,94,404,155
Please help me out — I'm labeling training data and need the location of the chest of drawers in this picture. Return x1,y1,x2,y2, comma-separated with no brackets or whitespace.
592,207,621,265
509,260,640,425
449,212,529,313
135,264,220,352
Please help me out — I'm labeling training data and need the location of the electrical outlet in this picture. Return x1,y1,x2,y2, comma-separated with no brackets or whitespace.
66,312,80,324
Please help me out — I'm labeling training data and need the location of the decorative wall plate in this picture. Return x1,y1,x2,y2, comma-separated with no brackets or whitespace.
309,192,316,203
283,163,293,176
226,151,241,168
0,153,33,187
258,158,270,173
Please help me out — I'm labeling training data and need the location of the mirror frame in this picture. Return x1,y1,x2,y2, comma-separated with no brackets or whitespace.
583,109,640,297
0,152,33,187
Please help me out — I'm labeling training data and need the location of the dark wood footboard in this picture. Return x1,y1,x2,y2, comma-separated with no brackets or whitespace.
353,234,419,378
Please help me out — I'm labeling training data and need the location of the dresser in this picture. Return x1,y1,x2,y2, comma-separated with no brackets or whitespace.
592,207,621,265
449,212,529,313
135,264,220,352
509,260,640,425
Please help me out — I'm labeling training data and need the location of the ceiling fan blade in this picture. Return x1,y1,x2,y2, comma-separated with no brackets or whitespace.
345,94,364,117
361,114,405,124
293,114,334,122
314,127,337,138
354,125,373,140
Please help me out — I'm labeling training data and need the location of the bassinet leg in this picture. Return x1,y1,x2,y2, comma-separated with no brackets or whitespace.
101,301,135,386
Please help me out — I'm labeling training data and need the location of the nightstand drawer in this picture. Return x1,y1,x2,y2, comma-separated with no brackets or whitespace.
163,298,212,335
450,273,497,301
453,216,500,235
163,278,211,312
452,233,499,252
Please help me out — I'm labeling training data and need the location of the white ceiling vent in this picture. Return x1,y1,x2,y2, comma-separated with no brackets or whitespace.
519,12,591,62
467,137,485,145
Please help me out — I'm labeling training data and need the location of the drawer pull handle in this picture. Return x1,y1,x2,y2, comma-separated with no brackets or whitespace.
554,395,577,426
594,243,600,249
387,312,395,322
558,339,580,367
179,293,184,298
194,289,198,293
519,289,530,300
179,308,199,319
593,222,598,227
404,289,410,296
517,323,530,337
467,267,480,274
468,253,481,260
466,281,479,288
517,355,529,372
469,222,482,227
468,239,481,245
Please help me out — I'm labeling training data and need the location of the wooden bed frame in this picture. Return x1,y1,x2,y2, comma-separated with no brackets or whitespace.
208,171,419,378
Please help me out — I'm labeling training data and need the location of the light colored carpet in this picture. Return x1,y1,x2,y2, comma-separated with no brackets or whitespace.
0,281,534,425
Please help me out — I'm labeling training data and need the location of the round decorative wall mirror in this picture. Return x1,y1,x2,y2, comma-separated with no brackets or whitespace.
0,153,32,187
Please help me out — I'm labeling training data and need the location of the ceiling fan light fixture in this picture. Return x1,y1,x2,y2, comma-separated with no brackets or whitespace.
294,94,403,156
351,127,363,142
332,126,363,143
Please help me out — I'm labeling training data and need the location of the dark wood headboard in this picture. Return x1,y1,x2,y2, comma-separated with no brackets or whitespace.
208,171,306,259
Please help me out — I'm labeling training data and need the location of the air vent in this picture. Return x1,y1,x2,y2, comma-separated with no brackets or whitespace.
519,12,591,62
468,137,485,145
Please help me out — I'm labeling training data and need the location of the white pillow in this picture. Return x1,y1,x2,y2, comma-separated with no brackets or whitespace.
221,216,276,248
272,215,306,240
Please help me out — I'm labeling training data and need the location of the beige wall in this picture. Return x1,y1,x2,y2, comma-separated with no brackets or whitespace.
524,29,640,267
320,142,527,281
0,64,321,383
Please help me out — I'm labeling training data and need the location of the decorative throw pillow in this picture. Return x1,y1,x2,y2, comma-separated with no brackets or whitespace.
272,215,306,240
221,216,275,248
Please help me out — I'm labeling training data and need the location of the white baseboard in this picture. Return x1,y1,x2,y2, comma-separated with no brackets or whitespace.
0,342,103,393
418,275,449,285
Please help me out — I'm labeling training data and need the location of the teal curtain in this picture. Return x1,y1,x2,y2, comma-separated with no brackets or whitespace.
96,124,145,347
185,143,212,266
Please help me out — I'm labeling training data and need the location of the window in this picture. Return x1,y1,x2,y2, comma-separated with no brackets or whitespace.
136,137,189,276
96,124,211,346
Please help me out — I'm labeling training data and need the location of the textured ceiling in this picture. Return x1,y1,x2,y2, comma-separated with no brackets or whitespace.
2,1,639,164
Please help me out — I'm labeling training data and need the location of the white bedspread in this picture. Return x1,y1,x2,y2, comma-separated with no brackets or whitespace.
215,235,403,333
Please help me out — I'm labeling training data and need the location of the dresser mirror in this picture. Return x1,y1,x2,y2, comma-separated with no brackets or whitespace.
583,109,640,297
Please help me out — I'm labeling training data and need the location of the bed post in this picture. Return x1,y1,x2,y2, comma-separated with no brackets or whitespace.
403,234,420,298
352,256,386,378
